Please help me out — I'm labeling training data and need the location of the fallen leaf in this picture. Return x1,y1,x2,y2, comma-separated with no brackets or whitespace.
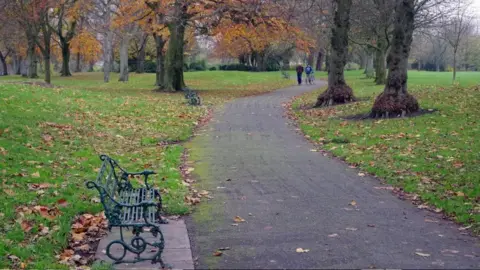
4,189,15,195
441,249,459,254
42,134,54,142
346,227,358,231
328,233,338,237
233,216,245,223
310,149,318,152
296,248,310,253
213,251,223,256
358,173,366,177
57,198,68,207
32,171,40,178
21,220,33,232
455,191,465,197
39,226,49,236
72,232,85,242
349,200,357,206
231,223,239,227
199,190,209,196
373,186,394,190
415,252,431,257
77,244,91,252
367,224,375,227
424,218,439,223
459,225,472,231
59,249,74,261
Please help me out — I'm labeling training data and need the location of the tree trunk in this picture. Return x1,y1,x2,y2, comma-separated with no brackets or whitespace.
0,52,8,75
88,61,94,72
136,43,146,73
316,49,324,71
103,31,113,83
118,35,130,82
307,52,314,66
60,40,72,76
315,0,355,107
452,49,457,81
26,31,39,78
154,34,166,88
44,55,51,84
164,3,187,91
13,55,21,75
374,40,387,84
365,50,375,78
371,0,419,118
75,52,81,72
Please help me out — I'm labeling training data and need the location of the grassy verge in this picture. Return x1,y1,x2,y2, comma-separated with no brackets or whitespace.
0,71,293,268
290,70,480,231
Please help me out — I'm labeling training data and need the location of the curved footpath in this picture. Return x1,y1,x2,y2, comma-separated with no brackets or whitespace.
185,81,479,269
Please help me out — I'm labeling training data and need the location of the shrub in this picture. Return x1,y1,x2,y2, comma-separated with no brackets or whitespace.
188,60,207,71
209,66,217,71
345,62,360,71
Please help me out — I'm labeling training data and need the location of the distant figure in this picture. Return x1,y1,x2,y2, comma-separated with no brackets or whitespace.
296,65,304,85
305,64,314,84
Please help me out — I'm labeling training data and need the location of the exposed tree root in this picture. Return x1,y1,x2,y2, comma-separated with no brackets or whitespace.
370,92,419,118
314,84,356,107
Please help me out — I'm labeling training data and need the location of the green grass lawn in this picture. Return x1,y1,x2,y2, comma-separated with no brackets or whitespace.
0,71,293,268
290,70,480,232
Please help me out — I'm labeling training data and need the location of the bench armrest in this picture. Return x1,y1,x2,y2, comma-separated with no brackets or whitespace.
121,170,156,190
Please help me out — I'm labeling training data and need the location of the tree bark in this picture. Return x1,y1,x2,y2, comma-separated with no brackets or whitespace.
453,49,457,81
136,44,146,73
75,52,81,72
164,3,188,91
315,0,355,107
307,52,314,66
103,30,113,83
60,41,72,76
154,33,166,88
0,52,8,75
118,35,130,82
44,55,51,84
13,55,21,75
374,38,387,84
365,50,375,78
371,0,419,118
316,49,324,71
26,29,39,78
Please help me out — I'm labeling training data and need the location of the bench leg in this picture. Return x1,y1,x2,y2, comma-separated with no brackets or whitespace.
106,225,165,267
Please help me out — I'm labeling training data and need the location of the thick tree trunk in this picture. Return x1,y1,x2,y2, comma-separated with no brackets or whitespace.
118,35,130,82
316,49,324,71
315,0,355,107
365,50,375,78
136,44,146,73
0,52,8,75
374,40,387,84
75,52,81,72
44,55,51,84
103,31,113,83
60,40,72,76
371,0,419,118
26,31,39,78
154,34,166,88
13,55,21,75
164,4,187,91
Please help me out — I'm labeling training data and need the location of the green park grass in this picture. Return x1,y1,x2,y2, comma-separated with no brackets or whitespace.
0,71,293,268
290,70,480,231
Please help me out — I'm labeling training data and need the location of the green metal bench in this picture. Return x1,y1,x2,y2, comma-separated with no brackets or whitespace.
86,154,167,267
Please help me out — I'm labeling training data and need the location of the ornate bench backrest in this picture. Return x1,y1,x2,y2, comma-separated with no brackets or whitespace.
86,155,130,225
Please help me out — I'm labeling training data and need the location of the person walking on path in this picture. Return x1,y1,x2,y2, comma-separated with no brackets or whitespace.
296,64,304,85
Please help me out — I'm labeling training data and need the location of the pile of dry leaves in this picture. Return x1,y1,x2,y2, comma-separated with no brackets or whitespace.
57,212,108,267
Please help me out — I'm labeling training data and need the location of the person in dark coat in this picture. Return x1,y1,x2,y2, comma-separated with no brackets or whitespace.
296,65,304,85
